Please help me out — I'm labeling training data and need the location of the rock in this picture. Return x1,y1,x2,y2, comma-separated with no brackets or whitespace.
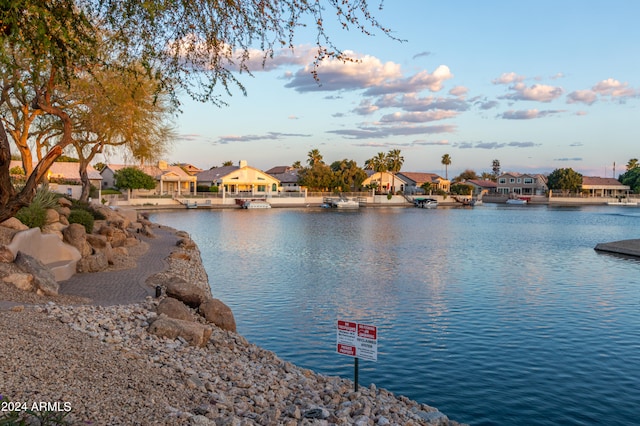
45,208,60,224
199,298,236,333
0,245,15,263
63,223,93,257
76,251,109,273
42,222,66,234
57,197,72,208
3,273,34,291
177,238,197,250
148,316,212,347
0,217,28,230
14,252,59,296
157,297,196,322
147,274,207,308
57,206,71,218
86,233,108,248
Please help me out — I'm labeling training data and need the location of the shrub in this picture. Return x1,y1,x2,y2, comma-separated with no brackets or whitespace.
15,203,47,229
68,209,95,233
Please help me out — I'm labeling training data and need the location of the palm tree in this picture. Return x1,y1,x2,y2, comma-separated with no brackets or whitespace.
441,153,452,180
627,158,639,171
307,148,323,166
386,149,404,194
365,152,389,193
292,160,302,169
222,160,233,166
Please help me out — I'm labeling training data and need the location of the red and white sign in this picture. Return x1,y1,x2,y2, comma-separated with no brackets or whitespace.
336,320,378,362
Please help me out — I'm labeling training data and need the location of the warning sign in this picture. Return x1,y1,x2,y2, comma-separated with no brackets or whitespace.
336,320,378,362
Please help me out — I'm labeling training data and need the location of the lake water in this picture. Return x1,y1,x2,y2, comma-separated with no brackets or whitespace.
148,205,640,425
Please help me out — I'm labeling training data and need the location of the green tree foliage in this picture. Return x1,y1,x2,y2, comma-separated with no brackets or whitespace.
450,183,473,195
68,208,95,233
441,153,452,180
547,168,583,195
453,169,478,183
307,149,324,167
297,162,334,191
113,167,156,191
492,159,501,178
619,167,640,193
420,182,432,194
330,159,366,192
626,158,639,171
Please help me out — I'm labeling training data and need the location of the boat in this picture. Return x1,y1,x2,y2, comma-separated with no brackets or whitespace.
469,198,483,206
506,198,527,205
242,200,271,209
414,198,438,209
607,199,638,206
333,198,360,209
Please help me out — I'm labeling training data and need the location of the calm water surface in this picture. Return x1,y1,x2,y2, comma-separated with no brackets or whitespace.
149,205,640,425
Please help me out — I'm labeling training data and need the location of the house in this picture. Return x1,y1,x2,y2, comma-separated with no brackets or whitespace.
176,163,204,176
101,161,197,195
195,160,280,196
265,166,301,192
10,160,102,200
580,176,630,197
362,171,408,194
465,179,498,196
396,172,450,194
496,172,547,196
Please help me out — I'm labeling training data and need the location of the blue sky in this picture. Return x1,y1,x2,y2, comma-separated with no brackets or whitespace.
169,0,640,179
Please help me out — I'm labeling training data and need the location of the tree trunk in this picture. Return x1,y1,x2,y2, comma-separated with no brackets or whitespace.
79,159,90,203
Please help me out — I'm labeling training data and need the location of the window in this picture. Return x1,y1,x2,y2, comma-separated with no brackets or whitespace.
499,178,506,184
524,178,533,184
257,185,266,192
510,178,515,183
517,178,521,183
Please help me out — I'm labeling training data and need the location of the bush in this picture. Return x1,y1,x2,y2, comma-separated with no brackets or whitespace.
68,209,95,233
66,198,106,220
15,203,47,229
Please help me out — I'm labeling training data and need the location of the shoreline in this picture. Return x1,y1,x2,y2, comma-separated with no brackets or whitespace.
0,217,465,425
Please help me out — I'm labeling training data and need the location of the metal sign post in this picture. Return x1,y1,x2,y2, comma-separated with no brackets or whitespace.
336,320,378,391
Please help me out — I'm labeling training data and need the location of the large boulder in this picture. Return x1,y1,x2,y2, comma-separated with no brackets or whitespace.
0,245,15,263
148,316,212,347
85,234,114,265
199,298,236,333
45,208,60,225
156,297,196,322
76,251,109,273
63,223,93,257
147,274,208,308
14,252,59,296
3,273,34,292
0,217,28,231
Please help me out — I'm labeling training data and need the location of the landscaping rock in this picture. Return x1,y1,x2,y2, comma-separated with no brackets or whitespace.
0,217,28,231
14,252,59,296
63,223,93,257
0,245,15,263
148,274,207,308
76,251,109,273
148,315,212,348
157,297,196,322
199,298,237,333
2,273,34,292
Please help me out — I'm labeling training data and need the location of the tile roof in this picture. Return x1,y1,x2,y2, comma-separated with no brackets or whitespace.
397,172,445,183
10,160,102,180
582,176,627,186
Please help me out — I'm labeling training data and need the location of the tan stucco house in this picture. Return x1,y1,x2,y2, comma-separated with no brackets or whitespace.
196,160,280,196
101,161,197,196
396,172,450,194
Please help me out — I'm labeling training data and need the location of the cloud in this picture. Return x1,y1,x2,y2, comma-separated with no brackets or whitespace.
554,157,583,161
288,115,300,120
500,109,564,119
475,99,500,110
379,110,458,124
284,51,403,92
454,141,538,149
413,139,450,146
567,89,598,105
492,72,526,85
177,133,203,141
216,132,311,144
327,124,456,139
413,51,432,59
363,65,454,95
449,86,468,97
501,83,564,102
592,78,637,99
377,94,470,112
569,142,583,147
353,99,380,115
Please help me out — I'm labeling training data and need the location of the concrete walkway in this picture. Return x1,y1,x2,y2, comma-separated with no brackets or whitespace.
56,226,179,306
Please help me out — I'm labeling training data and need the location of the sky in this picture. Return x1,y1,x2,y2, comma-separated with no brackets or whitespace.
162,0,640,179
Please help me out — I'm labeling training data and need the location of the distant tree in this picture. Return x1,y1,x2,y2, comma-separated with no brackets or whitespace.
292,160,302,169
114,167,156,198
307,149,324,166
619,167,640,193
55,155,79,162
364,152,388,193
626,158,639,171
492,159,501,178
222,160,233,166
330,159,366,192
547,168,583,195
453,169,478,183
93,162,107,172
441,154,452,180
450,183,473,195
420,182,432,194
386,149,404,194
297,162,333,191
481,171,495,181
